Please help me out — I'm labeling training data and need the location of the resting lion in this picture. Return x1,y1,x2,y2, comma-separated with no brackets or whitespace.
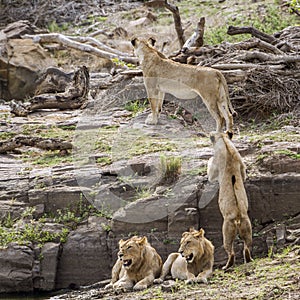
154,228,214,284
105,236,162,290
207,132,252,269
131,38,236,136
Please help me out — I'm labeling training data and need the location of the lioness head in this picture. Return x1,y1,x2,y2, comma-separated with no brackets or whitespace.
178,228,205,263
118,236,148,270
131,37,156,48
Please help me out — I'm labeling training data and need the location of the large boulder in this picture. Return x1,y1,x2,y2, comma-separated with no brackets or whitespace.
55,216,111,289
0,243,34,293
0,21,55,100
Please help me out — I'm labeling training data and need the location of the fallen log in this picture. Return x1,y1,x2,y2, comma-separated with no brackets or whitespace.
0,135,73,154
10,66,90,116
230,38,284,54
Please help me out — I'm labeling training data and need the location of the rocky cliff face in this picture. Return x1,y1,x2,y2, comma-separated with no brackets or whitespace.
0,81,299,293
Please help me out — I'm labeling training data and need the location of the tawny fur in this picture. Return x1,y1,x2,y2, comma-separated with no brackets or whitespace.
105,236,162,291
131,38,236,135
207,132,252,269
154,228,214,284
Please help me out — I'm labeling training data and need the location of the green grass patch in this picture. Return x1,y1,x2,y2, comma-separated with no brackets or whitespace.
129,138,176,156
0,222,69,248
125,99,148,116
22,150,73,166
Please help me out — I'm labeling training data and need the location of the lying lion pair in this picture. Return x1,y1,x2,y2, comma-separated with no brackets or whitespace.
105,228,214,291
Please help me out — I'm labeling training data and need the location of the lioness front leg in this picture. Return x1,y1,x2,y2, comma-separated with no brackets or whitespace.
113,275,134,290
185,271,196,284
145,97,159,125
133,273,155,290
145,88,164,125
195,265,213,284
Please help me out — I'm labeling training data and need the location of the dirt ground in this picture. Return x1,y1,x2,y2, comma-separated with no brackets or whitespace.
52,246,300,300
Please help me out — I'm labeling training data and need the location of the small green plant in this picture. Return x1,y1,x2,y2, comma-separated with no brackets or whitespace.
101,223,111,232
48,20,69,32
96,156,112,166
1,212,15,228
274,149,300,159
21,207,36,218
160,155,182,183
135,186,152,200
124,99,148,116
111,58,136,69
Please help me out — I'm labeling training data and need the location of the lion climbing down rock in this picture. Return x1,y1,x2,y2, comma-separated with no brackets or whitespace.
154,228,214,284
207,132,252,269
105,236,162,291
131,38,236,136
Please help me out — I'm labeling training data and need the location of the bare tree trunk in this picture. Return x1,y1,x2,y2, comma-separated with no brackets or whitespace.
182,17,205,50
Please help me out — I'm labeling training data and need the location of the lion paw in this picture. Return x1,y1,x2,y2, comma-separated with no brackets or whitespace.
197,277,208,284
145,114,158,125
133,283,148,290
104,283,113,290
154,278,164,284
113,282,133,291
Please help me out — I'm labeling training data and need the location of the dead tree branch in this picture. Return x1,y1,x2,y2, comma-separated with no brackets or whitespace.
23,33,138,64
227,26,278,45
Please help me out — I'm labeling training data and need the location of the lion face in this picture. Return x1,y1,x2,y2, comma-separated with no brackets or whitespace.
118,236,148,270
178,228,205,264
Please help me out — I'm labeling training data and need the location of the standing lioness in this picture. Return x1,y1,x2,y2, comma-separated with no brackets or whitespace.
207,132,252,269
131,38,236,136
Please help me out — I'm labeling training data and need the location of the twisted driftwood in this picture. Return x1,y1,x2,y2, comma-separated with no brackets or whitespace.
10,66,90,117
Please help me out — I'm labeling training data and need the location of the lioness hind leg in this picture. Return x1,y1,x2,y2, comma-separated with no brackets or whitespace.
217,101,234,136
154,253,179,283
222,219,237,270
205,102,223,133
239,217,253,264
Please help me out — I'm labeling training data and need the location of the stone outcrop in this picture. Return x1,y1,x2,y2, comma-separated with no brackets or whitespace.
0,21,55,100
0,243,34,293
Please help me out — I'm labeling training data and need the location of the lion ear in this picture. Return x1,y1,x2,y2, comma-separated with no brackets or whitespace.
138,236,148,245
182,232,189,238
189,227,195,232
119,239,125,246
148,37,156,46
131,38,137,47
194,228,205,238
